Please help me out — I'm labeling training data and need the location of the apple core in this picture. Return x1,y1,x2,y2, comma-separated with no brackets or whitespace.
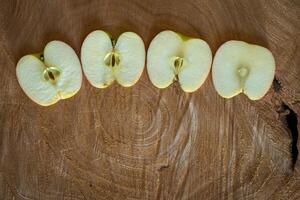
173,56,184,75
237,66,249,89
238,67,249,78
43,67,61,84
104,51,120,68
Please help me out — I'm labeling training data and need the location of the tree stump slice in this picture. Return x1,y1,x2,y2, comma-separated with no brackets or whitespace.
0,0,299,199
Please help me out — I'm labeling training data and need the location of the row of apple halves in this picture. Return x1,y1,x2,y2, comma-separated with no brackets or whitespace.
16,30,276,106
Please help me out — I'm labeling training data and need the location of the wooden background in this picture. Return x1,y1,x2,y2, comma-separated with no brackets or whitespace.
0,0,299,199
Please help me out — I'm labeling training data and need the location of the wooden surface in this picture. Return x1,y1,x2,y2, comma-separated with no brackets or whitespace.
0,0,300,199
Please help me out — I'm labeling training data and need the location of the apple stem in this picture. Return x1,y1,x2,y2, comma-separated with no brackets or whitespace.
111,39,116,47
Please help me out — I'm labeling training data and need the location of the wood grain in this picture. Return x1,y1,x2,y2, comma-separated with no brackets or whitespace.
0,0,299,199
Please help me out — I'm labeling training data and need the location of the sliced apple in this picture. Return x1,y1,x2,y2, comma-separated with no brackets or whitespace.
16,41,82,106
146,30,212,92
81,30,145,88
212,40,275,100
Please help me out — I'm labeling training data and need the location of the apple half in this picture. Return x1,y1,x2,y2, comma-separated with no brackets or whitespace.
16,41,82,106
147,30,212,92
212,40,275,100
81,30,146,88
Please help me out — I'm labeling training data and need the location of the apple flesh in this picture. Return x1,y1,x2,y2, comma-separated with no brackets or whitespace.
16,41,82,106
81,30,146,88
212,40,275,100
147,30,212,92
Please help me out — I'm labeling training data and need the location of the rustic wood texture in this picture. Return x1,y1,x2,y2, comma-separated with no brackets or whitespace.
0,0,300,199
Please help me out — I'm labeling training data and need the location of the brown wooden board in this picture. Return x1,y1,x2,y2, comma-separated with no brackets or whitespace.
0,0,299,199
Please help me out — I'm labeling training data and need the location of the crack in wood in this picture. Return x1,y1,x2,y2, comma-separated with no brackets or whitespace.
281,103,299,169
272,77,282,92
